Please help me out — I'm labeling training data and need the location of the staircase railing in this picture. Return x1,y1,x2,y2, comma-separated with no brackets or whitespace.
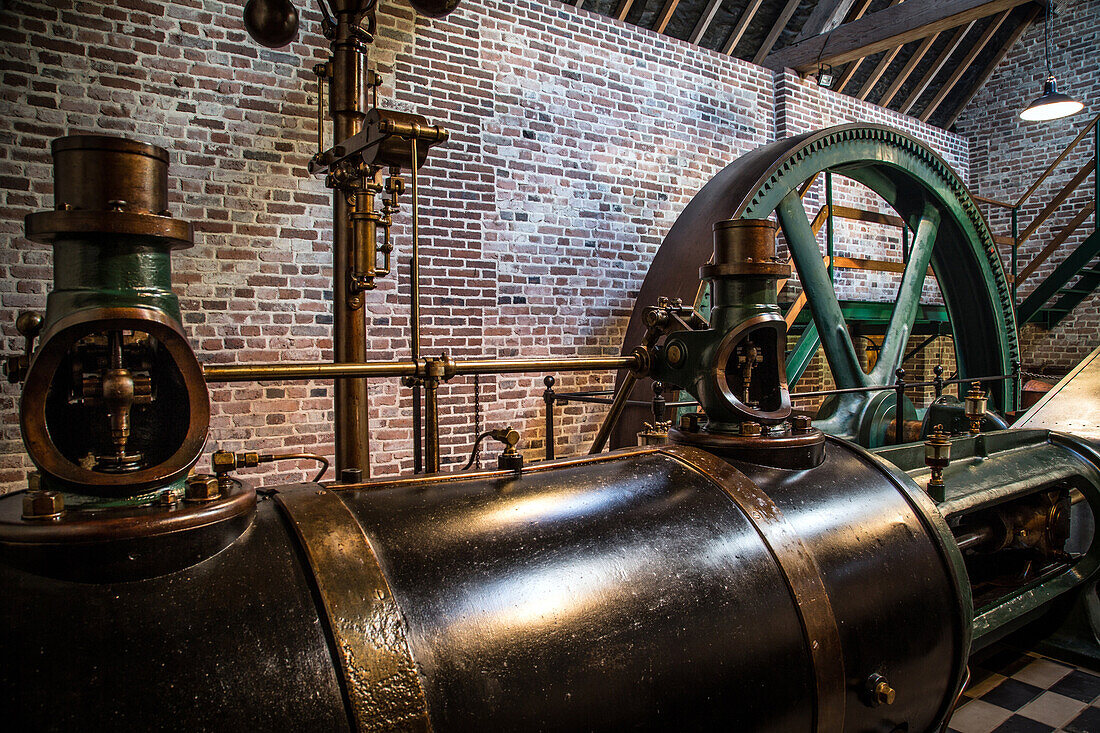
975,112,1100,328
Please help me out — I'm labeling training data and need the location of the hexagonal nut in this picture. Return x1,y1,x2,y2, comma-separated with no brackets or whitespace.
739,421,763,437
873,680,895,706
211,451,237,476
185,474,221,503
22,490,64,520
791,415,813,434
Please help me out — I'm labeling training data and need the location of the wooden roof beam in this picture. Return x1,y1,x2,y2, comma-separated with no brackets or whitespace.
763,0,1034,73
722,0,765,55
689,0,723,45
899,21,974,115
856,45,904,100
615,0,635,22
919,9,1010,122
834,0,900,94
878,33,939,107
793,0,863,42
942,6,1040,128
654,0,681,35
754,0,803,64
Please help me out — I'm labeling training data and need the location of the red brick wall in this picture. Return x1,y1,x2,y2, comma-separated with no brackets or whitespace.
955,0,1099,378
0,0,967,491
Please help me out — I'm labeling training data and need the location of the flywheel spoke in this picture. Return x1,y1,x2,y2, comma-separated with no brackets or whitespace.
777,191,869,390
870,203,941,384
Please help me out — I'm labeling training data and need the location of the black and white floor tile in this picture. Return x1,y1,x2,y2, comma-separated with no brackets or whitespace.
947,648,1100,733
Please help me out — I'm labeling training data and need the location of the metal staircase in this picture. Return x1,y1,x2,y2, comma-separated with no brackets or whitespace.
978,113,1100,330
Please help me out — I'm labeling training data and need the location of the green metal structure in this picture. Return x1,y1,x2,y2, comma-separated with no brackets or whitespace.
669,126,1020,446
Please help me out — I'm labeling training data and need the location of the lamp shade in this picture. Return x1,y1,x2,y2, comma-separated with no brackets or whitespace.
1020,78,1084,121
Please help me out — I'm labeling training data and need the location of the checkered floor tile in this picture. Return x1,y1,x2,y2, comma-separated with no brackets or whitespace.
948,647,1100,733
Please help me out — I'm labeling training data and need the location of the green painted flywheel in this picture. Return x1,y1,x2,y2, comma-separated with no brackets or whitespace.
613,124,1019,448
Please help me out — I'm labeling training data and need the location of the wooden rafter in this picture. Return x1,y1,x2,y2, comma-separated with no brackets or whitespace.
615,0,635,22
942,6,1041,128
899,21,975,115
654,0,681,35
878,33,938,107
794,0,862,42
754,0,802,65
723,0,765,56
919,10,1010,122
689,0,723,45
823,1,882,95
856,46,904,100
764,0,1033,73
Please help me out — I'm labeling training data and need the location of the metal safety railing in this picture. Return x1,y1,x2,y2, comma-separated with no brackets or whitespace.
974,112,1100,328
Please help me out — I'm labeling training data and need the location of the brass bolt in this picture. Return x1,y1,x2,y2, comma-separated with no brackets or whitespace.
665,342,684,367
865,673,896,707
185,474,221,503
739,421,763,437
679,412,701,432
873,680,895,706
22,490,64,521
791,415,813,434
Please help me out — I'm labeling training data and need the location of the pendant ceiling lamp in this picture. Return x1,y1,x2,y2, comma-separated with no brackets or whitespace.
1019,0,1083,121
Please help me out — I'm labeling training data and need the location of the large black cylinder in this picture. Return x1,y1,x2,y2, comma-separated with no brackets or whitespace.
2,440,968,731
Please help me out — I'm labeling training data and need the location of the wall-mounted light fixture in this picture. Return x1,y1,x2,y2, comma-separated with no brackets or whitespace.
1019,0,1083,121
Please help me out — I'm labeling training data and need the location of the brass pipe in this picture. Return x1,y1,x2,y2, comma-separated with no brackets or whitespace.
448,356,638,376
329,4,371,478
203,360,418,382
409,134,421,361
203,356,640,383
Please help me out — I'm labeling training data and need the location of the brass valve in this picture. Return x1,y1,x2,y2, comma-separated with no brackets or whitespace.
211,449,329,485
491,428,523,472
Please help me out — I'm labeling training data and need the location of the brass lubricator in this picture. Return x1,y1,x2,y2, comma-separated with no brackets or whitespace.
650,219,825,469
924,424,951,502
964,382,988,435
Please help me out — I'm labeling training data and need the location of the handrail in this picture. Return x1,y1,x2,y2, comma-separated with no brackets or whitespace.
1016,201,1096,286
1015,112,1100,209
1017,156,1096,247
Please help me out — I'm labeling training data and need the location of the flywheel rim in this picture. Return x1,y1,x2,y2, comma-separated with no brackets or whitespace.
612,124,1018,448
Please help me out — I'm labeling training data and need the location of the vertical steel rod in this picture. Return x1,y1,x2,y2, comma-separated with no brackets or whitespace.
902,222,909,262
826,170,835,283
894,368,905,445
425,378,440,472
1095,122,1099,230
412,383,423,473
1011,207,1019,308
543,375,556,460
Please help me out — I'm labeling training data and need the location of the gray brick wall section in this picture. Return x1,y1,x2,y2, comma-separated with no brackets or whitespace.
0,0,968,490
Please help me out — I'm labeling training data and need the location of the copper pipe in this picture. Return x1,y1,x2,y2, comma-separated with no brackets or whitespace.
330,4,371,477
203,356,640,383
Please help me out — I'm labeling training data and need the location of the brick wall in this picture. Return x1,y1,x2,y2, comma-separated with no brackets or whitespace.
956,0,1099,377
0,0,968,492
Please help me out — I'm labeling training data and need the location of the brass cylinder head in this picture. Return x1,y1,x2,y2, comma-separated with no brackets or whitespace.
700,219,789,280
51,135,169,215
